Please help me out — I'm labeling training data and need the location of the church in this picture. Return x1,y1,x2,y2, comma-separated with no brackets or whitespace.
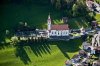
47,14,69,38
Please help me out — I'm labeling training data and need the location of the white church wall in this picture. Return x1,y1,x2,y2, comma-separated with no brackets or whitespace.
62,30,65,36
50,30,56,36
66,30,69,35
62,30,69,36
56,30,62,36
49,30,69,36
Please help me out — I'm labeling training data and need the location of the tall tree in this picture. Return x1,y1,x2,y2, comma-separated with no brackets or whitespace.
72,3,79,17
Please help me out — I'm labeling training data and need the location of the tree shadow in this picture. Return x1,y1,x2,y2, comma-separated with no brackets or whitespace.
28,39,51,57
14,37,82,64
49,38,82,59
0,42,12,50
15,44,31,64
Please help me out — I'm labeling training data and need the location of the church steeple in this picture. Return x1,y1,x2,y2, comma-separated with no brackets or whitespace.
48,14,51,19
47,14,51,30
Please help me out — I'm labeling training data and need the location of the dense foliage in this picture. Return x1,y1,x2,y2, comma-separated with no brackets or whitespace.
0,0,95,18
52,0,92,17
53,0,97,24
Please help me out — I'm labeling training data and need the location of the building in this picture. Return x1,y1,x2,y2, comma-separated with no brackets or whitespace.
86,0,100,13
86,0,94,11
92,31,100,47
15,23,48,40
91,21,98,29
47,14,69,38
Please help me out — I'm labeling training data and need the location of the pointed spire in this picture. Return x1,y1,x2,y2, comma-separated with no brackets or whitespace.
48,13,51,19
47,13,51,30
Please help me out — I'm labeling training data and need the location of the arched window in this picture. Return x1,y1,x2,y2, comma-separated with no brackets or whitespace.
66,31,68,34
52,31,53,34
58,32,59,35
55,31,56,34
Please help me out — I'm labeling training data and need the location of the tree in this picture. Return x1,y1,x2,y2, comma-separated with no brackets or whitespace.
55,0,61,9
52,0,94,19
52,0,76,10
76,0,89,16
72,4,79,17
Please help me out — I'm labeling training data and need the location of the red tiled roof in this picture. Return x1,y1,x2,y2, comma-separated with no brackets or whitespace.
51,24,69,30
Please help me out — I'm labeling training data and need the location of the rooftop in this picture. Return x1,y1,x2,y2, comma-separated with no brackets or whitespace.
51,24,69,30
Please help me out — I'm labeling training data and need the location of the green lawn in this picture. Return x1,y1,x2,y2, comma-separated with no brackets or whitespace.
0,2,94,66
95,14,100,21
94,14,100,26
0,39,82,66
95,0,100,3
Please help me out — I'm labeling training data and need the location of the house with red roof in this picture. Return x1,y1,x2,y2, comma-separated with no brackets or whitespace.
47,14,69,38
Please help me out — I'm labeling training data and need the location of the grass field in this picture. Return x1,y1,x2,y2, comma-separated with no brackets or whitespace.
0,2,99,66
95,14,100,25
95,0,100,3
95,14,100,21
0,39,82,66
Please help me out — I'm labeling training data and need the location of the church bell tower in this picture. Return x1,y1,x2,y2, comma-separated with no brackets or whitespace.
47,14,51,30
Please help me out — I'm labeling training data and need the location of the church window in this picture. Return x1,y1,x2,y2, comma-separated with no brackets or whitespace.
55,31,56,34
52,31,53,34
58,32,59,35
65,31,67,35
